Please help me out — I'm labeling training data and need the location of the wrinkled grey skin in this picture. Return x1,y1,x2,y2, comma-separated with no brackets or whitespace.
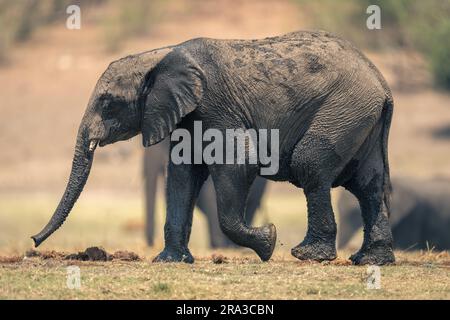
32,31,395,265
143,138,267,247
338,177,450,250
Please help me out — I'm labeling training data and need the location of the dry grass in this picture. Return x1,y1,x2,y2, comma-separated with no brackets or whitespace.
0,193,449,300
1,0,450,300
0,251,449,299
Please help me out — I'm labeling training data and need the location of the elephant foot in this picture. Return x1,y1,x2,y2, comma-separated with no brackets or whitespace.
152,247,194,263
291,238,337,262
252,223,277,262
350,242,395,265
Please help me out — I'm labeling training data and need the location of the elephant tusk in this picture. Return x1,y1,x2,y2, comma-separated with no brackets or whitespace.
89,140,98,152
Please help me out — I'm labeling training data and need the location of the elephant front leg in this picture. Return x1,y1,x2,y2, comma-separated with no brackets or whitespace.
291,186,337,262
210,165,277,261
153,162,208,263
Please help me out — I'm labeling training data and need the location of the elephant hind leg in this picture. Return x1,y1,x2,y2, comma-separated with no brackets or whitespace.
343,143,395,265
209,165,276,261
289,136,342,262
291,185,337,262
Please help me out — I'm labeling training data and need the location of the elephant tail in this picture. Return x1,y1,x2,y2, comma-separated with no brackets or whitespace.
382,95,394,217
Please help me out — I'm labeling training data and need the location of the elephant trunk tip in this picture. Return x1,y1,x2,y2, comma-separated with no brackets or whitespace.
31,234,45,248
31,221,63,247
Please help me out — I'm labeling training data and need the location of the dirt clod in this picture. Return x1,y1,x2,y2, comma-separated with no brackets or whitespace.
330,258,352,266
86,247,109,261
25,249,66,259
111,250,141,261
41,251,66,259
65,246,110,261
19,247,142,263
211,253,228,264
25,249,40,258
0,255,23,264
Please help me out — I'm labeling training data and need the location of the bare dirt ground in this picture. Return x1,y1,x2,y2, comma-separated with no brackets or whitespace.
0,0,450,300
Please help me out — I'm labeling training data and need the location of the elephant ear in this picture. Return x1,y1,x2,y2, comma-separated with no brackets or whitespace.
141,50,206,147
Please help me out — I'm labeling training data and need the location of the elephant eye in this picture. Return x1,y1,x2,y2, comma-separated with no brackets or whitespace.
103,103,123,118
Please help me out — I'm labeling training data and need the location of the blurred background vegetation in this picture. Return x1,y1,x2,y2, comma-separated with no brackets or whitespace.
1,0,449,87
0,0,73,61
0,0,450,256
0,0,162,59
296,0,450,89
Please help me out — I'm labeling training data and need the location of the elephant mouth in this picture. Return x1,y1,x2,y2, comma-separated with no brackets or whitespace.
97,128,140,147
94,130,112,148
98,137,111,147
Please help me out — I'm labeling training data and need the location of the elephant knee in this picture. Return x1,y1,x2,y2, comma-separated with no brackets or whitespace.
219,217,246,242
219,219,237,237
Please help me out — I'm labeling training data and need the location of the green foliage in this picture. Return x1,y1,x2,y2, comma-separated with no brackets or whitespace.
101,0,165,53
295,0,364,44
361,0,450,89
153,282,170,294
0,0,166,61
426,20,450,89
0,0,85,63
294,0,450,89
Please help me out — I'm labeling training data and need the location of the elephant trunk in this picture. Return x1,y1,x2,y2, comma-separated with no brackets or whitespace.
32,125,97,247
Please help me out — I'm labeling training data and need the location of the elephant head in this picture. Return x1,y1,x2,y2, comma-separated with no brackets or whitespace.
32,46,206,247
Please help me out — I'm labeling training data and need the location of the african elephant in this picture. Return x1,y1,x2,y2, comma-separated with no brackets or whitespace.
338,177,450,251
32,30,395,265
143,138,267,247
